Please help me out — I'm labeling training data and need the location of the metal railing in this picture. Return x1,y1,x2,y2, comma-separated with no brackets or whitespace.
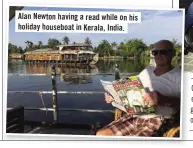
7,63,133,126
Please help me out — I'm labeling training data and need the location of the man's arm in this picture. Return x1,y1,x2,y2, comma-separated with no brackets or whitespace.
144,91,181,110
157,94,181,111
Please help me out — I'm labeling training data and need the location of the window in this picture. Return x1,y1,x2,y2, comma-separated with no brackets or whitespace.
40,55,43,60
55,55,59,60
33,55,36,60
47,55,51,60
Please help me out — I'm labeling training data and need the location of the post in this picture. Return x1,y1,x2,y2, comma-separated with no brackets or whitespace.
114,64,122,120
51,63,58,124
115,64,120,80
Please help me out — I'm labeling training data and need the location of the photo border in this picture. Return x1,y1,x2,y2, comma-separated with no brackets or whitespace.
3,4,185,141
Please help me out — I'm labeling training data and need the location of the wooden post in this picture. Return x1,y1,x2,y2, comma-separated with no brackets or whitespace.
51,63,58,124
114,64,122,120
115,64,120,80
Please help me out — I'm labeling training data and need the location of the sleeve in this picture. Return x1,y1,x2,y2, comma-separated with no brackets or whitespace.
138,66,154,91
177,73,181,98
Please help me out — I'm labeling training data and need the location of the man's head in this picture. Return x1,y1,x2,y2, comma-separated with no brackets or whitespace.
152,40,175,67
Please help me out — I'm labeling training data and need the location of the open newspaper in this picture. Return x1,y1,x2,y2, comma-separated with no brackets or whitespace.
100,76,155,115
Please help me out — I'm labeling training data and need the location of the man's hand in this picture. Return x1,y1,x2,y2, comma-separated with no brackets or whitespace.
143,90,161,106
104,92,113,104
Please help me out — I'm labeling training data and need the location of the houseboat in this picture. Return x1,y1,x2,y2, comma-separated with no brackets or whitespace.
9,53,24,59
24,43,99,66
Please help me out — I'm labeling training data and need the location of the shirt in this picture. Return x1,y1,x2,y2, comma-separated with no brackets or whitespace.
137,66,181,118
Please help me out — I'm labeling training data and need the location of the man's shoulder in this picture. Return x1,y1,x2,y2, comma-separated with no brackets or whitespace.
140,66,155,74
145,66,155,71
168,67,181,76
138,66,155,77
164,67,181,85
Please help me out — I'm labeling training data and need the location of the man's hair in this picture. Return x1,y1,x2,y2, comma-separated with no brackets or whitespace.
154,40,175,50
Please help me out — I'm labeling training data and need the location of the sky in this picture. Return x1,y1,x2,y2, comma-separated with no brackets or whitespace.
9,7,183,49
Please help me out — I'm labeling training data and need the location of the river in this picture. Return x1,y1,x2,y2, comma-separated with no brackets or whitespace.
7,58,149,126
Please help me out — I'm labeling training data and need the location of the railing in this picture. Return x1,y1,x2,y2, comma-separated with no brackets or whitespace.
7,63,133,129
6,106,24,133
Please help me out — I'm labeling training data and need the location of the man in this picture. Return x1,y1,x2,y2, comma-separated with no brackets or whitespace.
96,40,181,136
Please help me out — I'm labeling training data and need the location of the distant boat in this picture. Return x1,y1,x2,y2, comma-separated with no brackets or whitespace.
24,43,99,65
89,53,99,65
121,56,127,59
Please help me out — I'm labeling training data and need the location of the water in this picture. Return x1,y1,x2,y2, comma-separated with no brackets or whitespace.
7,59,148,126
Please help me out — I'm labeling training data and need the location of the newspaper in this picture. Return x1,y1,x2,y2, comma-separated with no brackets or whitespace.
100,76,155,114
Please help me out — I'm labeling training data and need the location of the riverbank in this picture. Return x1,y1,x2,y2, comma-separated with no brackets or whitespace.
99,56,136,60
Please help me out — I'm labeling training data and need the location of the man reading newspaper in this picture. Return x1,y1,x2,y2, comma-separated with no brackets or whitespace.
96,40,181,136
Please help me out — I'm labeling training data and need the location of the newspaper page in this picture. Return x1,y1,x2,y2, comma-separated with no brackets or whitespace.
101,76,155,114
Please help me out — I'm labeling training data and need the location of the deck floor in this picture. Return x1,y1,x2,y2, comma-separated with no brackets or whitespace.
25,125,94,135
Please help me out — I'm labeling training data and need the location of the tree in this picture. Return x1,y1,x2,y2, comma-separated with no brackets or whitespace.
8,43,13,54
111,42,117,49
8,43,24,54
125,39,147,57
149,44,154,49
25,41,34,51
171,38,181,48
47,38,61,48
62,36,70,44
38,41,43,48
17,46,23,54
84,37,92,50
25,41,30,48
85,37,92,45
96,40,112,56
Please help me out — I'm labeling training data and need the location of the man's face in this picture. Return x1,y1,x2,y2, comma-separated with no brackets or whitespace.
152,43,175,67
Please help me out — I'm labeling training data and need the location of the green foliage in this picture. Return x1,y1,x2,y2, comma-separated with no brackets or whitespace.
47,38,61,48
95,38,181,67
8,43,24,54
85,37,92,45
95,38,148,58
62,36,70,44
38,41,43,48
9,37,182,67
95,40,112,57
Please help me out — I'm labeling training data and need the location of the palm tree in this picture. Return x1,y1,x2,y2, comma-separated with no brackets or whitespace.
25,41,34,51
62,36,70,44
38,41,43,48
8,43,12,55
149,44,154,49
29,41,33,48
101,40,111,56
85,37,92,45
111,42,117,50
111,42,117,57
84,37,92,50
25,41,30,48
171,38,181,48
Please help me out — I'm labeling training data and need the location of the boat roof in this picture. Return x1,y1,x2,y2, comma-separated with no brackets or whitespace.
60,50,95,54
57,43,92,47
24,48,60,54
9,53,23,55
24,48,95,55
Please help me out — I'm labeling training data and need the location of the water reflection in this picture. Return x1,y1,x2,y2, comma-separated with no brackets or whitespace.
8,58,149,74
96,58,149,73
60,74,92,84
7,58,151,125
8,58,150,85
59,65,95,84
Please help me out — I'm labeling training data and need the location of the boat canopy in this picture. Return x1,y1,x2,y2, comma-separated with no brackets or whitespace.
60,50,95,55
24,48,59,54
